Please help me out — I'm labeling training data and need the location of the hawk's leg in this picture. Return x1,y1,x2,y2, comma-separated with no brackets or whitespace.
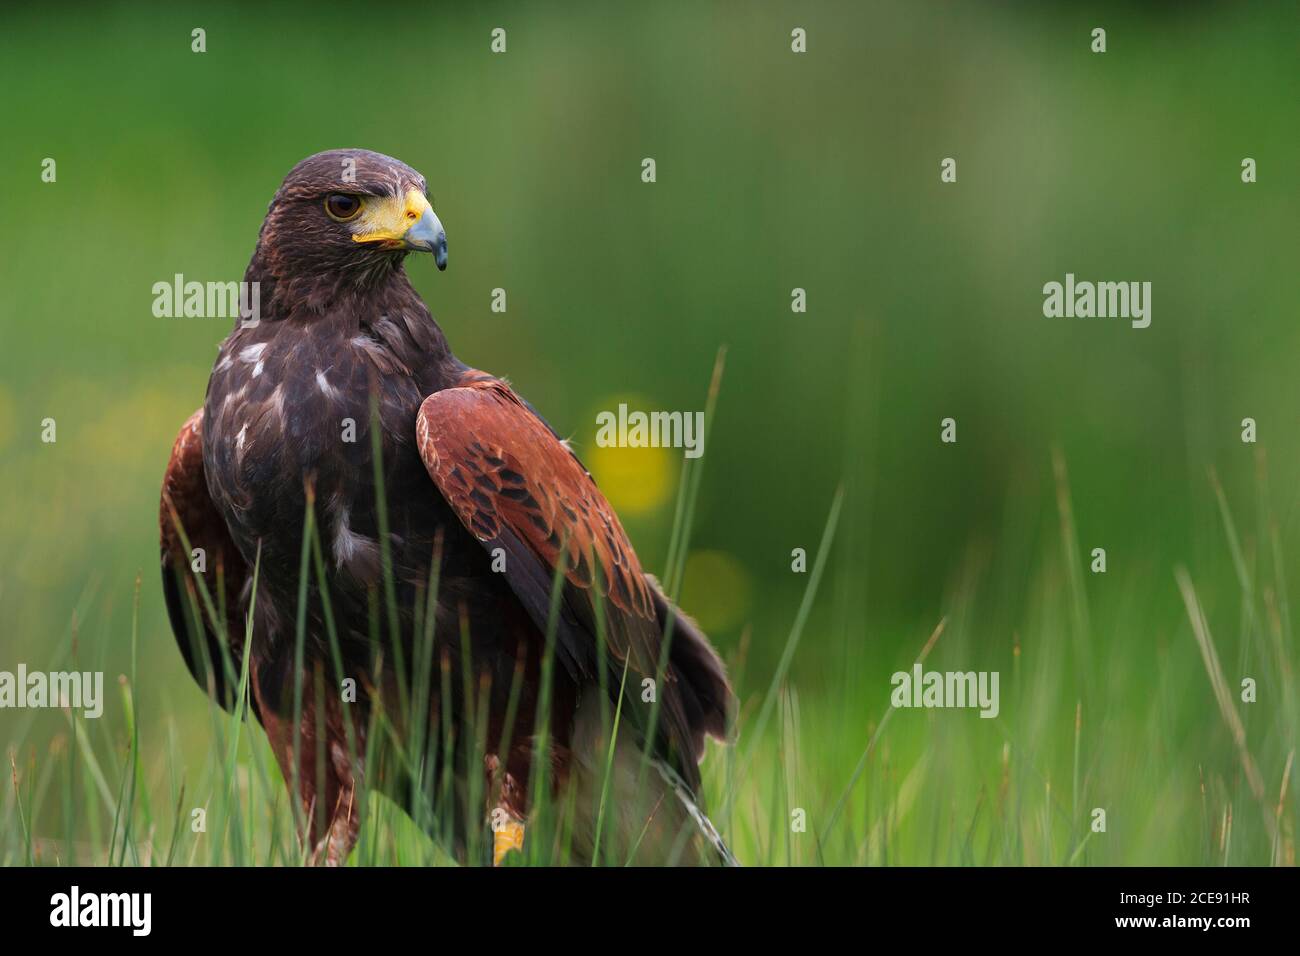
491,809,525,866
255,664,363,867
309,761,359,867
485,753,528,865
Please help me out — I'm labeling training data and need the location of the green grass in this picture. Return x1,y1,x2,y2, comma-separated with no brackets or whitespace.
2,362,1296,867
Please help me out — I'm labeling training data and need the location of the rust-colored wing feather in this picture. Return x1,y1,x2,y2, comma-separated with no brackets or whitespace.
416,374,730,776
159,409,253,715
417,377,656,664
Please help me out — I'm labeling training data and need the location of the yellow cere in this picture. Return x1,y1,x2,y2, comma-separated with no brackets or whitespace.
351,188,434,246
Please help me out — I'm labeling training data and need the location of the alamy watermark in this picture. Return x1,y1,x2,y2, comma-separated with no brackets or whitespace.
152,273,261,326
595,403,705,459
891,663,999,718
0,665,103,718
1042,273,1150,329
50,886,150,936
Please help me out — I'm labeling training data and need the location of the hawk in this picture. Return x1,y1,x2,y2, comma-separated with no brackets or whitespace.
159,149,735,866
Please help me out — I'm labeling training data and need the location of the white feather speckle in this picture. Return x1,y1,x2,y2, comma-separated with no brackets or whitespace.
316,369,340,401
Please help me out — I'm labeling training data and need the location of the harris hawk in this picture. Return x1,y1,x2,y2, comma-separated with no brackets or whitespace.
159,149,735,866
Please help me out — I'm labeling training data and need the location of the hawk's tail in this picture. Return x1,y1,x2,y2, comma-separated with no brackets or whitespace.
651,758,740,867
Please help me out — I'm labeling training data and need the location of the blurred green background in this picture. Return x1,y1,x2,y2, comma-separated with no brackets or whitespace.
1,1,1297,864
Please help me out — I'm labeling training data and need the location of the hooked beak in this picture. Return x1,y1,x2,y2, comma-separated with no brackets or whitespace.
404,205,447,271
352,188,447,271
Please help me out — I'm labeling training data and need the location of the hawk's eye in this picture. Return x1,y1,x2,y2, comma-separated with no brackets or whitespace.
324,194,362,222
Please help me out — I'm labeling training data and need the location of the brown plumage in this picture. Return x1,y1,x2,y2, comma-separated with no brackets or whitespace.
159,148,734,865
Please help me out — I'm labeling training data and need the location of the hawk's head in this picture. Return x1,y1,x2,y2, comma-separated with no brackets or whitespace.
253,148,447,286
